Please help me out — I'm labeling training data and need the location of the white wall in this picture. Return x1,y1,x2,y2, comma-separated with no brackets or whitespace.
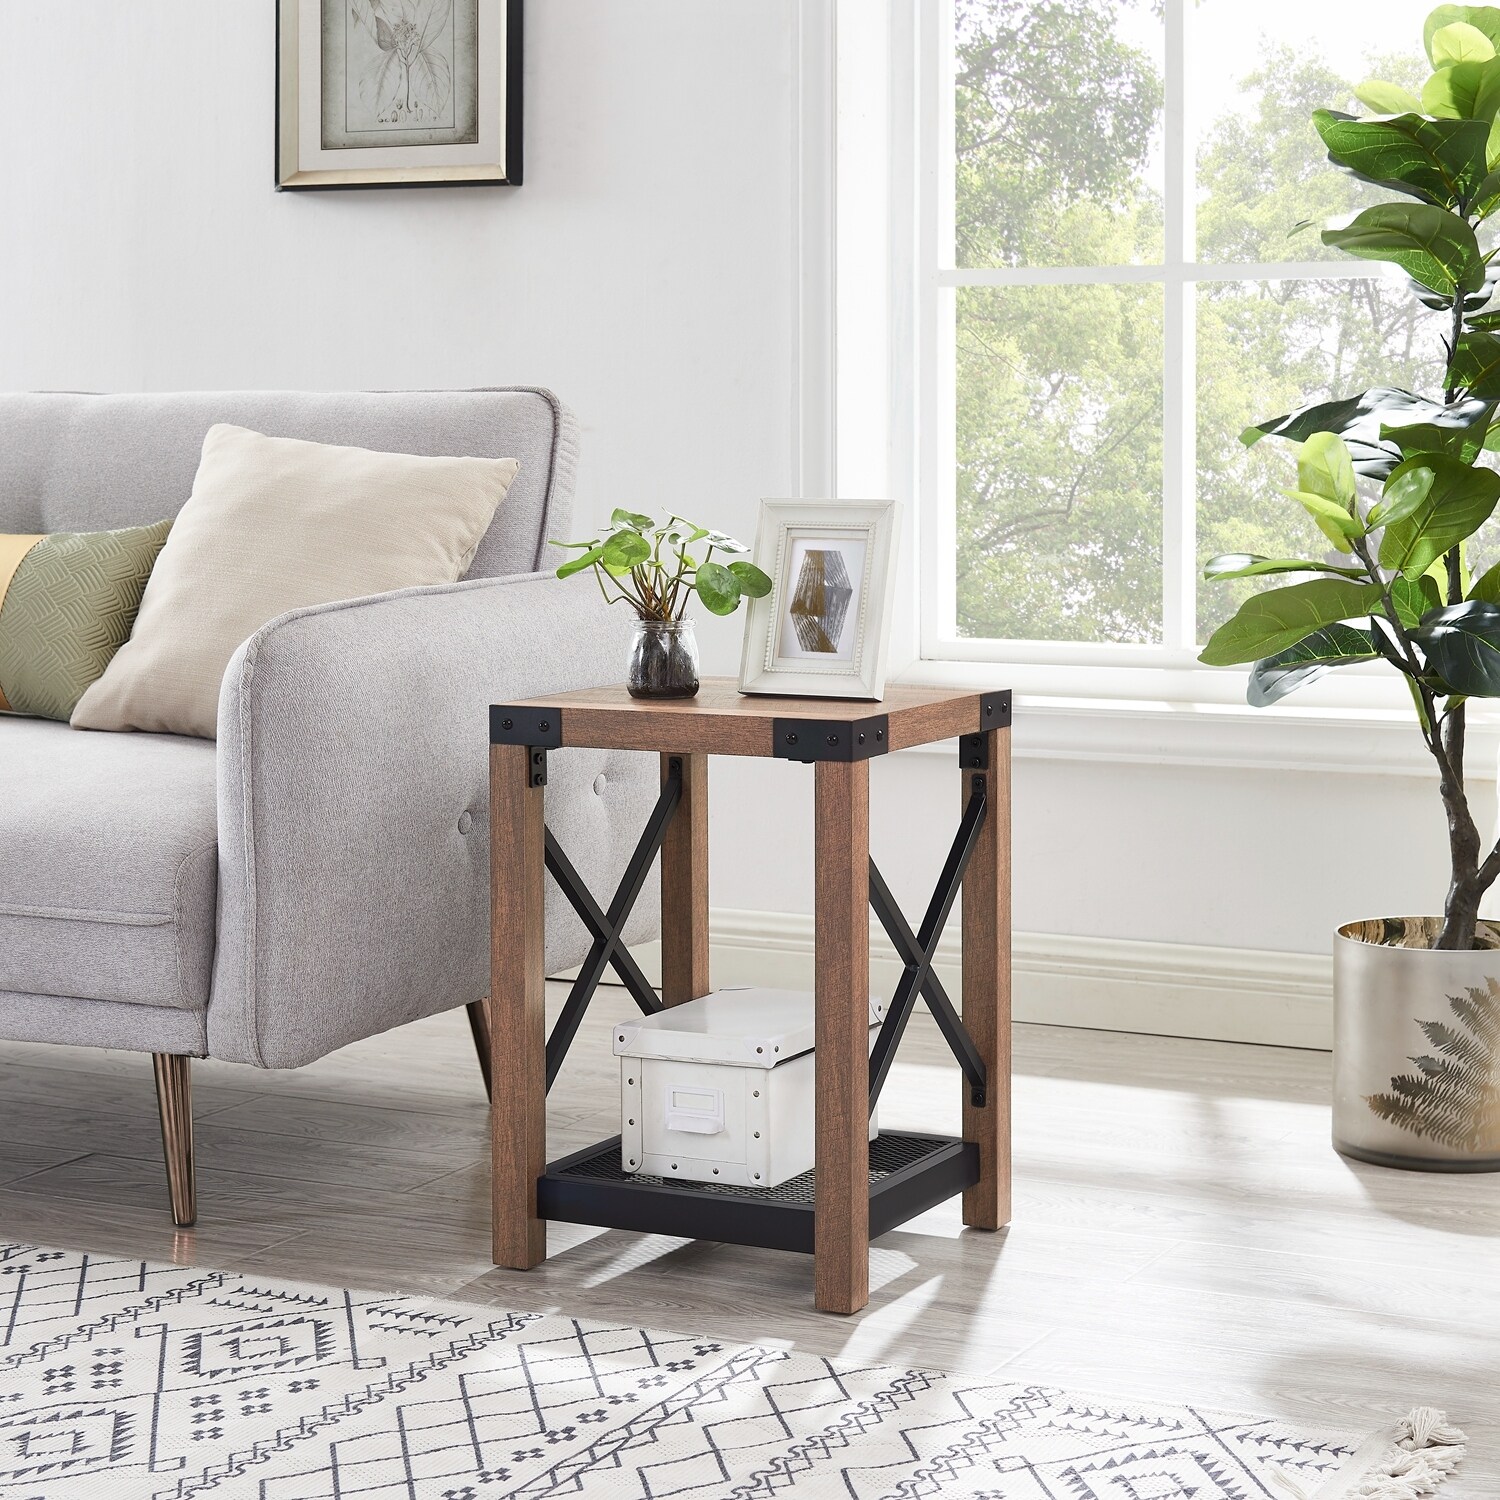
3,0,1489,1048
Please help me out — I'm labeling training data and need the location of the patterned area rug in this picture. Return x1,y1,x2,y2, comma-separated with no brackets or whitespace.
0,1242,1466,1499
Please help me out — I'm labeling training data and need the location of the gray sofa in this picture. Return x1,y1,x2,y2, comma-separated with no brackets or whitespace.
0,388,659,1224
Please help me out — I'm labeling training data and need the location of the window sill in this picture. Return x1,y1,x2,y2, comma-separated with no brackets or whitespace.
893,659,1500,779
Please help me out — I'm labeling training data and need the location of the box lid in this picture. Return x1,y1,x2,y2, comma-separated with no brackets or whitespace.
612,987,885,1068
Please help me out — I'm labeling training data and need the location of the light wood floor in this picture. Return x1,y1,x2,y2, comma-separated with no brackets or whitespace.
1,989,1495,1495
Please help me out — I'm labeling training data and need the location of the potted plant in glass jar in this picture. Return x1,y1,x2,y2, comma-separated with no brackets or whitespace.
554,510,771,699
1201,6,1500,1171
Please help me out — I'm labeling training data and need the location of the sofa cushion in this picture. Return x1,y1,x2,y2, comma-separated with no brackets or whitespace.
72,425,519,740
0,718,218,1009
0,519,172,721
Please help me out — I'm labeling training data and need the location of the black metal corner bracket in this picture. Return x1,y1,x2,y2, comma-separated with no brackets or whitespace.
867,776,990,1111
541,757,681,1089
491,705,563,748
978,690,1012,729
773,714,890,764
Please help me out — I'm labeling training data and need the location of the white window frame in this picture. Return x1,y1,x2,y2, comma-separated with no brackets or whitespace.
904,0,1411,710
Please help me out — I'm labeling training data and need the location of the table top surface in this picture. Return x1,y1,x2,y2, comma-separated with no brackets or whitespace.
491,677,1009,758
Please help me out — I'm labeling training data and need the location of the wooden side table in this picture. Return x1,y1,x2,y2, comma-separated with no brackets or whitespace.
488,678,1011,1315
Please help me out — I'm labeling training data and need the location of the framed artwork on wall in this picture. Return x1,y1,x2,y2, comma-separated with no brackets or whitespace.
738,500,901,701
276,0,522,189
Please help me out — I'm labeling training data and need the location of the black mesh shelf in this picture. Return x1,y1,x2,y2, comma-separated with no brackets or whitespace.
537,1132,979,1254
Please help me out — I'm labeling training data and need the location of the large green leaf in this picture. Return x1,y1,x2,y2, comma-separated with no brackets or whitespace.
1423,57,1500,122
1243,387,1490,479
1469,559,1500,600
1247,624,1380,706
1296,430,1358,505
1412,600,1500,693
1367,461,1437,528
1389,573,1446,626
1313,110,1489,207
1280,488,1364,551
1377,453,1500,574
1448,330,1500,396
1199,578,1385,666
1432,20,1498,65
1322,203,1485,298
1379,400,1496,462
1202,554,1369,582
1356,79,1424,114
1426,6,1500,62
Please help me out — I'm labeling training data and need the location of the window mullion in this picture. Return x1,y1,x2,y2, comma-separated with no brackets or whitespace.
1161,0,1195,652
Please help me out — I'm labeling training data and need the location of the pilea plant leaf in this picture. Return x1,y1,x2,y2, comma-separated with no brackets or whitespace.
728,560,772,597
694,561,742,615
556,545,606,579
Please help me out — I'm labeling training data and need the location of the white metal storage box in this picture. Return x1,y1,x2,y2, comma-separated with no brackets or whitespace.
614,988,885,1189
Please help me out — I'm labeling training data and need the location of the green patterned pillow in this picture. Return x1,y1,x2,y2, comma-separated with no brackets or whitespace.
0,520,173,722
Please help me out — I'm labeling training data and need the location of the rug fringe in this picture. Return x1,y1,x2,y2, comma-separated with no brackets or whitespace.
1283,1406,1468,1500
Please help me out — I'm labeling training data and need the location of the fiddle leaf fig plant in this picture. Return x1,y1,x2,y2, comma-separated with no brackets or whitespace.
1202,5,1500,950
554,509,771,622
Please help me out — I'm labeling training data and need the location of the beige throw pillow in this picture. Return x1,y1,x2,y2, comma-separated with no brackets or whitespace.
72,424,518,739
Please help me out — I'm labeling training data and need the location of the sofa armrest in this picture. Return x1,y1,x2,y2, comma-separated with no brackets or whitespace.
209,572,661,1069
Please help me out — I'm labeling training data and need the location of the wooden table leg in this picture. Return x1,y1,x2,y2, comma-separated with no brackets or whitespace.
659,752,710,1008
963,727,1012,1230
491,742,547,1269
814,758,871,1314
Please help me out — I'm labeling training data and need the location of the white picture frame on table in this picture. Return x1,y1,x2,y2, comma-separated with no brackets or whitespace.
737,500,900,700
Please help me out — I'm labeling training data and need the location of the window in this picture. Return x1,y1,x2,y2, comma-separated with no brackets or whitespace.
918,0,1445,675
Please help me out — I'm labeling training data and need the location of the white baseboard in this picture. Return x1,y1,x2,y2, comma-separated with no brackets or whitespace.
625,909,1332,1051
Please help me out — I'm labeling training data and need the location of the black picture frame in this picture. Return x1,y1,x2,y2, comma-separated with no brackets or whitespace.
276,0,522,190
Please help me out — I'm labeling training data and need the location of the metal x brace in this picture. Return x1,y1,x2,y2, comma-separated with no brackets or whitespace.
541,756,682,1089
867,776,990,1110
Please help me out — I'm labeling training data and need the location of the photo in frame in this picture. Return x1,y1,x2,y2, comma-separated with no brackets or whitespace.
737,500,900,700
276,0,522,189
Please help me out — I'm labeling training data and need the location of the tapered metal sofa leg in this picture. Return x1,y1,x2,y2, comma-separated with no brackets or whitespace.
466,999,495,1102
152,1054,197,1227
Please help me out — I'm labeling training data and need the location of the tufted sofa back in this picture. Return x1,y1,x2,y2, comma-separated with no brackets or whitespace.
0,387,577,579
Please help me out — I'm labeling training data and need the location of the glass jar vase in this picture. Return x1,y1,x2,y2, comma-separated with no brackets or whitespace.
627,618,700,699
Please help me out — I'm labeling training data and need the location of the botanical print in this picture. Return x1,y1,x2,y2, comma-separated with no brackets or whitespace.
320,0,480,151
1366,979,1500,1153
349,0,454,128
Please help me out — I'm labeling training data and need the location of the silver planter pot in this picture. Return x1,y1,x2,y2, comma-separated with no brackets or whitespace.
1333,917,1500,1173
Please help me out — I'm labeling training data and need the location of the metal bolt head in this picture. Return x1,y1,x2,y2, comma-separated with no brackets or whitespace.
985,702,994,717
712,1168,719,1175
538,719,550,731
827,733,839,746
502,717,514,730
754,1131,761,1138
857,732,865,744
786,731,798,744
875,728,885,741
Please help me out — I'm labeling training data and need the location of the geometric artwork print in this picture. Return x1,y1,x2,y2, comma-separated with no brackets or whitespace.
789,549,854,653
0,1243,1461,1499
